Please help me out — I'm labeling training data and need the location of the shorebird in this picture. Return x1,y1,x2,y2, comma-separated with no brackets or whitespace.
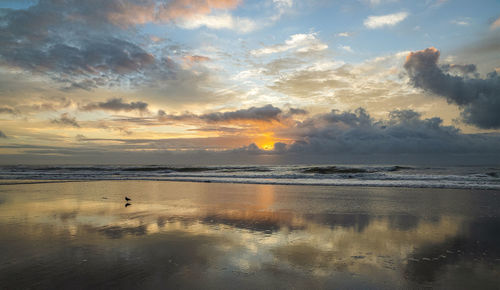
125,196,131,202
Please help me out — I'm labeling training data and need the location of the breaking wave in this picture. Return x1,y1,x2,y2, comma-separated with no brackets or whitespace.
0,165,499,190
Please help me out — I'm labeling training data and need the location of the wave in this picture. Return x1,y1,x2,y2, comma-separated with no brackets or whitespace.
121,166,214,172
486,172,499,178
301,166,369,174
301,165,415,174
0,164,498,190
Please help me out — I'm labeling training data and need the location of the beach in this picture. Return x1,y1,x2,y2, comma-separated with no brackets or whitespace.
0,180,499,289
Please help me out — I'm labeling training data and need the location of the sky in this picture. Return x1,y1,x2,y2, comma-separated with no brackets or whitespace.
0,0,499,165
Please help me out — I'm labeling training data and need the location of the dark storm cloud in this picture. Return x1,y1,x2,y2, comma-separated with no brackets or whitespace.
200,105,282,122
51,113,80,128
287,108,308,115
404,47,500,129
0,0,235,108
81,98,149,112
0,35,156,89
102,105,290,135
3,107,500,165
0,0,174,90
0,130,7,138
155,105,284,124
281,108,500,155
441,64,478,76
321,107,372,127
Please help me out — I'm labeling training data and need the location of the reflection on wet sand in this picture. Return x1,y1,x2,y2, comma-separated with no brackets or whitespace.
0,181,499,289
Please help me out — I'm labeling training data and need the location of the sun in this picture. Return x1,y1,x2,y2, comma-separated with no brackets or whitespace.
260,142,275,151
254,132,279,151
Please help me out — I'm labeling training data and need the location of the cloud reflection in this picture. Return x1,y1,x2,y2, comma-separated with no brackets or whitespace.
0,181,499,288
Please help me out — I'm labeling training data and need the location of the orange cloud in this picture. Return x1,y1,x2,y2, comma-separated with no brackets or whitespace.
160,0,240,19
404,46,439,71
106,0,241,27
106,2,157,27
184,55,211,63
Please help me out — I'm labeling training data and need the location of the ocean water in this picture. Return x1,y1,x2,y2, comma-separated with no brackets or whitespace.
0,164,499,189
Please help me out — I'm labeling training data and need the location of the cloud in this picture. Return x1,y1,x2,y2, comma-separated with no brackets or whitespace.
339,45,354,53
108,107,500,164
87,0,253,32
12,0,242,28
404,47,500,129
280,108,500,156
160,0,290,33
157,0,241,23
184,55,211,63
0,0,231,91
3,106,500,165
365,0,399,5
269,0,293,22
81,98,149,113
336,32,351,37
455,33,500,74
201,105,282,122
431,0,449,6
287,108,308,115
440,63,478,76
0,32,157,89
364,12,408,29
157,104,284,123
451,19,470,26
4,96,73,115
263,57,305,75
491,16,500,30
251,33,328,56
73,135,256,151
0,2,167,89
461,33,500,56
0,130,6,138
0,106,18,115
263,50,443,120
51,113,80,128
176,13,257,33
269,67,350,98
273,0,293,8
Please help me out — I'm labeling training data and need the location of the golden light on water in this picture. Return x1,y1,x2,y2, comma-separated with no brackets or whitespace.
2,180,499,289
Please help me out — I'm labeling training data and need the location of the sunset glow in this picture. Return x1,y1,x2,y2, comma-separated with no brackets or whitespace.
0,0,499,164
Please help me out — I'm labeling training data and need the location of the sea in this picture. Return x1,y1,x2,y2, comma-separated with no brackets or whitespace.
0,164,499,190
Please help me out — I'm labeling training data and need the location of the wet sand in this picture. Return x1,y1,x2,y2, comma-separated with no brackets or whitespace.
0,180,499,289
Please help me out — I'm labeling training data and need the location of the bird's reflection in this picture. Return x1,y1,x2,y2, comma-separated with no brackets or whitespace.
125,202,131,207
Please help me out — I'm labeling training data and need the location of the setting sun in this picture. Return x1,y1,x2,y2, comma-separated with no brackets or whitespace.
254,132,283,150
